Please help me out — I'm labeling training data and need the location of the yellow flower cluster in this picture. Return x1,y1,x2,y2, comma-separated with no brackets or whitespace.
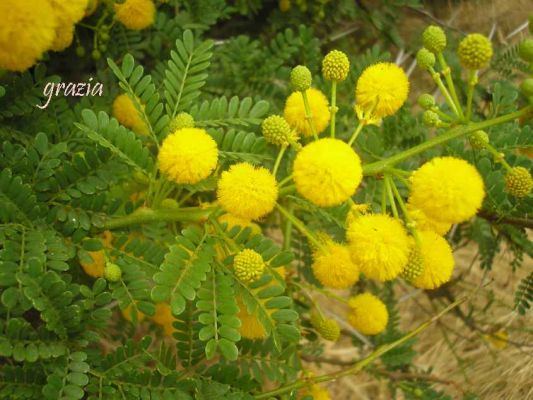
311,237,359,289
114,0,156,30
284,88,330,137
347,293,388,335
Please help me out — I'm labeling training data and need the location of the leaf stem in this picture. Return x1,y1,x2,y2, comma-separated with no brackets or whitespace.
330,81,337,138
437,53,464,120
276,203,326,252
348,123,364,146
466,70,478,122
272,145,287,178
301,90,318,140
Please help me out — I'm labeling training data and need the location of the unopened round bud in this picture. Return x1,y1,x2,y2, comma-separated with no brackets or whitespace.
417,93,435,110
104,262,122,282
169,112,195,131
311,314,340,341
422,25,447,54
505,167,533,198
422,110,440,127
261,115,297,146
401,247,424,282
469,130,489,149
520,78,533,97
234,249,265,283
416,48,436,70
322,50,350,81
290,65,312,91
518,39,533,63
457,34,493,70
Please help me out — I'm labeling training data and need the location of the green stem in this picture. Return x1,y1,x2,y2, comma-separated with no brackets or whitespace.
278,174,293,188
482,142,513,171
103,207,214,230
429,67,459,117
298,281,350,305
282,201,294,251
254,294,469,399
389,177,419,241
433,107,454,121
272,146,287,178
437,53,464,119
384,176,398,218
363,106,532,176
348,123,364,146
466,70,478,122
276,203,326,252
330,81,337,138
302,90,318,140
381,178,387,214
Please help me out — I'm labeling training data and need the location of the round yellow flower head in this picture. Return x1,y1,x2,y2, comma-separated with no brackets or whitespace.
457,33,493,70
218,213,261,236
311,314,340,342
79,231,113,278
347,293,388,335
406,203,451,236
284,88,330,137
50,24,75,52
422,25,447,54
293,138,362,207
152,303,175,336
505,166,532,198
114,0,155,30
0,0,57,71
411,231,455,290
217,162,278,220
302,384,331,400
111,94,149,135
408,156,485,224
236,296,268,340
169,112,194,131
47,0,88,51
347,214,410,282
261,115,298,147
158,128,218,184
290,65,312,92
233,249,265,283
322,50,350,81
311,237,359,289
355,62,409,121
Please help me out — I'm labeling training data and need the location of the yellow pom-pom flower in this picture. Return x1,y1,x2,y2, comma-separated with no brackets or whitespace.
302,384,331,400
322,50,350,82
311,237,359,289
406,203,451,236
233,249,265,283
408,157,485,224
0,0,57,71
217,162,278,220
50,24,75,52
236,296,268,340
457,33,493,70
114,0,155,30
411,231,455,290
504,166,532,198
152,303,175,336
347,293,388,335
347,214,410,282
158,128,218,184
284,88,330,137
293,138,362,207
218,213,262,236
47,0,87,51
112,94,149,135
355,62,409,122
400,244,424,283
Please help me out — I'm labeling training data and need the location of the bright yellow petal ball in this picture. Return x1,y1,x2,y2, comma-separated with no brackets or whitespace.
407,202,451,236
236,296,268,340
158,128,218,185
408,156,485,224
293,138,362,207
114,0,155,30
112,94,149,135
47,0,87,51
347,214,410,282
217,162,278,221
312,238,359,289
284,88,330,137
355,62,409,119
411,230,455,290
0,0,57,72
347,293,388,335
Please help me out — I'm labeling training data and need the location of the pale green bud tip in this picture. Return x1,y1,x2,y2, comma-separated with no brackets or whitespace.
169,112,194,131
422,25,447,54
469,130,489,150
311,314,340,341
322,50,350,81
520,78,533,97
290,65,312,91
261,115,296,146
416,48,435,70
505,166,533,198
104,262,122,282
518,39,533,63
457,33,493,70
422,110,440,127
417,93,435,109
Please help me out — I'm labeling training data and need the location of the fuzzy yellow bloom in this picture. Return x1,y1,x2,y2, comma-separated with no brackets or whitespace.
152,303,175,335
284,88,330,137
355,62,409,121
409,157,485,224
411,230,455,290
483,330,509,349
218,213,262,236
236,296,268,340
80,231,113,278
347,214,410,282
293,138,362,207
217,162,278,221
0,0,57,71
114,0,155,30
50,24,75,52
347,293,388,335
47,0,88,51
406,203,451,236
312,238,359,289
158,128,218,184
112,94,149,135
301,384,331,400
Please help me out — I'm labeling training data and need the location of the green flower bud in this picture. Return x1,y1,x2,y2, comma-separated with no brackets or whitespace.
104,262,122,282
518,39,533,63
520,78,533,97
76,46,86,57
91,49,101,60
530,15,533,35
261,115,297,146
234,249,265,283
310,314,340,342
416,48,436,70
457,33,493,70
290,65,312,92
417,94,435,110
422,110,440,127
469,130,489,150
322,50,350,81
160,198,179,209
422,25,447,54
505,166,533,198
169,112,195,131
